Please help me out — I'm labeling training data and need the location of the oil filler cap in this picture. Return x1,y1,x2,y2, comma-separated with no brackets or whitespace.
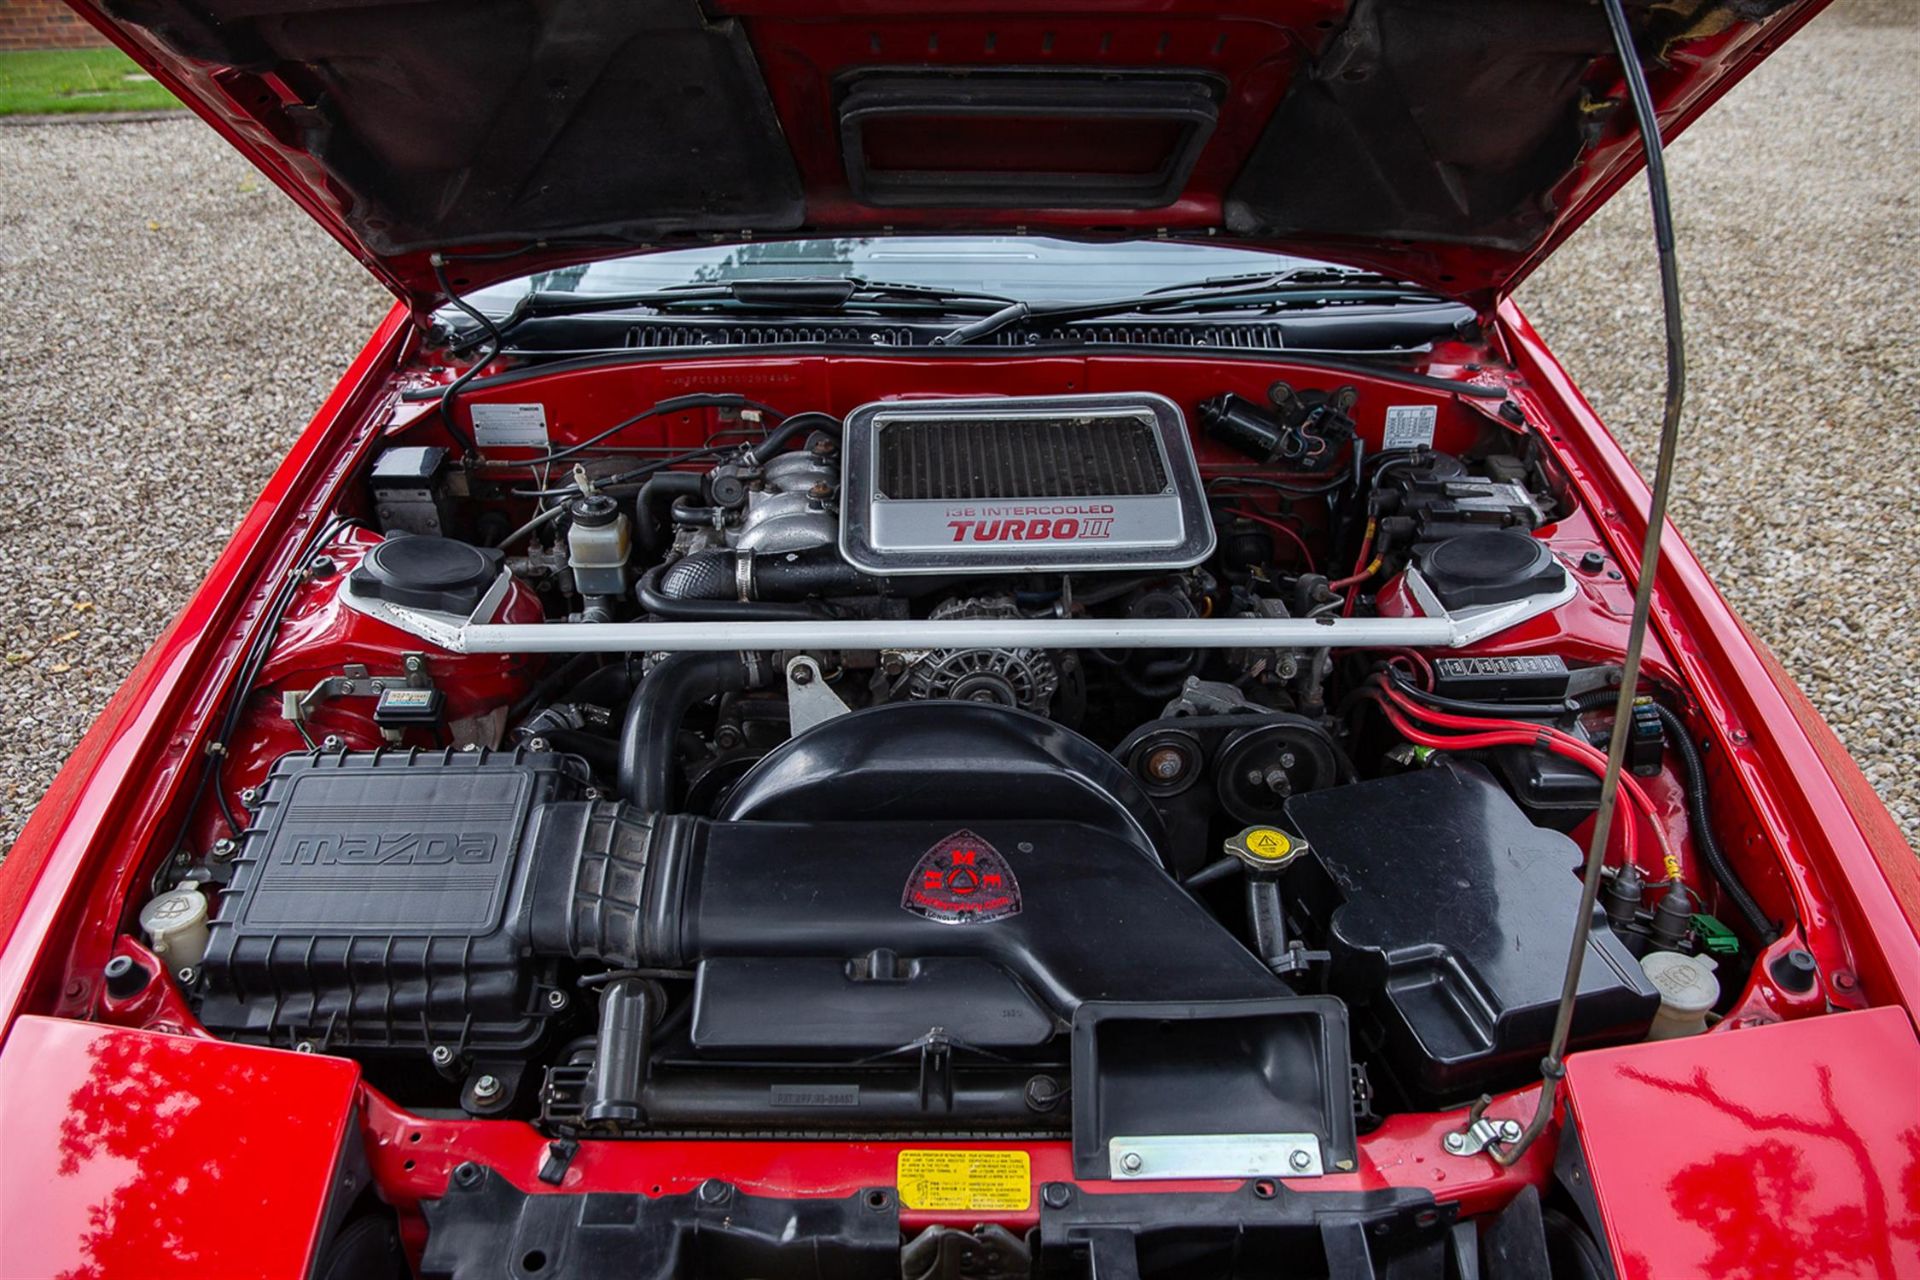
1414,529,1564,609
349,534,504,616
1226,825,1307,872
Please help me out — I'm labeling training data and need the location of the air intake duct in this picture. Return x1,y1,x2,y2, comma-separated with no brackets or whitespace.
196,709,1284,1057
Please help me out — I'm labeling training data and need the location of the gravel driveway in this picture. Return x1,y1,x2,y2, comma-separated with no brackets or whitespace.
2,0,1915,854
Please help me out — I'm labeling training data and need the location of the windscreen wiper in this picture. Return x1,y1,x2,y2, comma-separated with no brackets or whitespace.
478,277,1019,338
933,271,1450,346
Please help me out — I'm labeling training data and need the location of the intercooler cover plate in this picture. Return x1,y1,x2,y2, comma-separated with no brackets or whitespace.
840,392,1214,574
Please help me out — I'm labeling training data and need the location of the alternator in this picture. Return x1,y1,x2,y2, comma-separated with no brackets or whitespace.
900,597,1060,715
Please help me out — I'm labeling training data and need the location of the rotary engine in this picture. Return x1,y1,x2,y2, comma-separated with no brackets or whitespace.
153,383,1667,1163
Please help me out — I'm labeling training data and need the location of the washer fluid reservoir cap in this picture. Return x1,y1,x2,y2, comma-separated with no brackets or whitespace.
1415,529,1564,609
349,534,503,615
140,884,211,970
1640,950,1720,1039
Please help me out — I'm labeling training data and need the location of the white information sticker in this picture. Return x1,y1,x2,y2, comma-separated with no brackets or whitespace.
1382,404,1437,450
470,402,549,447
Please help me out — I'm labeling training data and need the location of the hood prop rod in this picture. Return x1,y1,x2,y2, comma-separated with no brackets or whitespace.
1484,0,1688,1167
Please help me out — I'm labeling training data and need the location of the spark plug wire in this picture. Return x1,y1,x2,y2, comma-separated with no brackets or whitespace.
1369,679,1682,882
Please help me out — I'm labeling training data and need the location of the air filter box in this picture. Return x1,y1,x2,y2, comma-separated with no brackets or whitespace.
839,393,1213,574
195,749,586,1056
1286,763,1658,1106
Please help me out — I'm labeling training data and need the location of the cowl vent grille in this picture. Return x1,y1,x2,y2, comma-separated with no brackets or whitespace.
626,324,916,349
993,325,1290,349
621,321,1297,351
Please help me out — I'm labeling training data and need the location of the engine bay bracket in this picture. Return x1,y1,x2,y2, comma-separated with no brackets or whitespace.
1109,1131,1325,1180
421,1166,901,1280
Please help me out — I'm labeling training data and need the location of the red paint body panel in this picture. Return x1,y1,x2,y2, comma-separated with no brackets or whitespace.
0,1015,361,1280
1564,1006,1920,1279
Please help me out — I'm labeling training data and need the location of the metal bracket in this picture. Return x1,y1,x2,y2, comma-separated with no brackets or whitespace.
1441,1097,1524,1158
786,655,851,735
282,653,436,742
1109,1133,1324,1180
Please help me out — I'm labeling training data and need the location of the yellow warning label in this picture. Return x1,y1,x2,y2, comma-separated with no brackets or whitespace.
1244,827,1294,860
896,1149,1032,1211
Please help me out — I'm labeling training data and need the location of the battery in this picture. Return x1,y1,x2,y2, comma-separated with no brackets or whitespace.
1429,654,1570,704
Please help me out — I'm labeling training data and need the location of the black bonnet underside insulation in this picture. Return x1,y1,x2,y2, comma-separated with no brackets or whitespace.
103,0,806,253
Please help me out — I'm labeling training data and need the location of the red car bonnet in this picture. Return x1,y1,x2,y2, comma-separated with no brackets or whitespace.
69,0,1831,310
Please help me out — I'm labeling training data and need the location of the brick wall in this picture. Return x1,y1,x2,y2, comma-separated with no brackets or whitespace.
0,0,109,51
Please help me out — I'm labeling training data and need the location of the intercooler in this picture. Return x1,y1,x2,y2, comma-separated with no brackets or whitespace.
839,392,1214,574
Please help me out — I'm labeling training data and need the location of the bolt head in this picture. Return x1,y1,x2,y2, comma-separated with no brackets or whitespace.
431,1045,454,1065
240,787,262,806
527,737,550,753
1041,1183,1072,1209
1498,1120,1523,1142
791,665,814,685
210,838,237,861
322,735,345,753
546,989,569,1010
1146,747,1185,781
1443,1132,1466,1154
1120,1152,1143,1173
1289,1149,1313,1171
473,1074,502,1101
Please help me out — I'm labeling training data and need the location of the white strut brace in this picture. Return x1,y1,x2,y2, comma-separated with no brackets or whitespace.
338,566,1577,655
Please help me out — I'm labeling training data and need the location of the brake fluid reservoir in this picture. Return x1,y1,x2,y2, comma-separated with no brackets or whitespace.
140,884,210,971
567,494,631,597
1640,950,1719,1039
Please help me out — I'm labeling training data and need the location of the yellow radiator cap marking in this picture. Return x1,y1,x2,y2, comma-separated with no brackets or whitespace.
896,1149,1031,1211
1244,827,1293,859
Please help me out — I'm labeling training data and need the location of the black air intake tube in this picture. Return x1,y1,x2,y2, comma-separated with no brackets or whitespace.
659,547,873,602
527,807,1287,1016
616,651,756,810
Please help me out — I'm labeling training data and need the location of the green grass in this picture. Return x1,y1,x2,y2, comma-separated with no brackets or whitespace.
0,48,185,116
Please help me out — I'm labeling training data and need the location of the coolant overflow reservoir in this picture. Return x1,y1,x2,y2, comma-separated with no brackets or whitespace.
140,885,211,971
567,494,631,597
1639,950,1719,1039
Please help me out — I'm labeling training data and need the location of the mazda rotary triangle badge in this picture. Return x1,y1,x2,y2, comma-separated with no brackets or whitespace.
902,829,1022,925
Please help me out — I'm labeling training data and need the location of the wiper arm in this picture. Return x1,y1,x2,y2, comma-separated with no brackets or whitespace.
1138,266,1409,295
490,277,1018,333
934,276,1447,346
